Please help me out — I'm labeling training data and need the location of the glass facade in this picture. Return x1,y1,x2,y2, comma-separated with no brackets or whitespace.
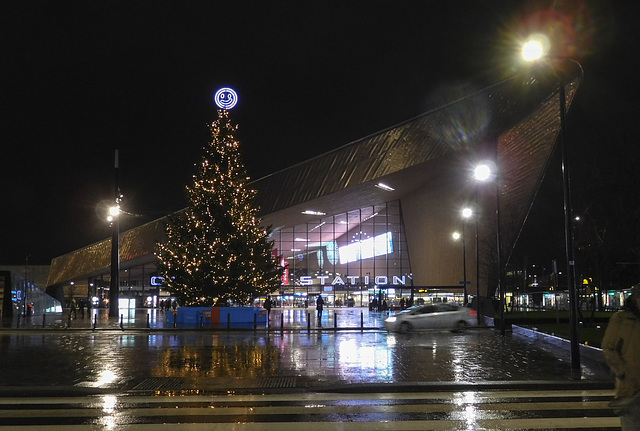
0,271,62,319
269,200,411,307
88,263,163,309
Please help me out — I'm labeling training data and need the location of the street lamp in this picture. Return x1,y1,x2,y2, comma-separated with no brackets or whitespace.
108,202,120,318
473,162,505,335
454,207,473,305
461,207,472,304
108,150,121,318
522,36,582,370
452,229,462,296
452,228,467,304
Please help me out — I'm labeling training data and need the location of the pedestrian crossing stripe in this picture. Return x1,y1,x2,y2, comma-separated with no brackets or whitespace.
0,388,621,430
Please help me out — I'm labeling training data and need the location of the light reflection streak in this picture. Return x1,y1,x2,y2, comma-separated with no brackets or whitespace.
453,391,478,428
452,357,464,382
386,334,397,347
337,335,393,380
102,395,117,412
95,369,118,387
100,395,118,430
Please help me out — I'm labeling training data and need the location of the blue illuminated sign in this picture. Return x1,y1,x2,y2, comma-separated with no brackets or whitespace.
150,276,165,286
214,87,238,110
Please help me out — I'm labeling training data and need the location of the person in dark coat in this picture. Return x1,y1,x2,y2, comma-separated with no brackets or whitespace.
264,295,272,319
316,295,324,325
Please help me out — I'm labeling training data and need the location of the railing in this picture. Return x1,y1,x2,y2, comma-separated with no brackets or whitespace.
3,307,392,331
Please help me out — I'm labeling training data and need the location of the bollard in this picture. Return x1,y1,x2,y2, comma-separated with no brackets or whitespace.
173,311,177,328
120,314,124,330
147,313,150,329
307,312,311,331
93,313,97,330
360,310,364,330
227,313,231,329
67,312,72,328
334,311,337,329
200,313,204,329
42,313,46,328
281,313,284,328
253,313,257,330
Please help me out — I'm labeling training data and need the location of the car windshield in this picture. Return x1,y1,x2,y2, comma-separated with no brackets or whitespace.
398,305,422,314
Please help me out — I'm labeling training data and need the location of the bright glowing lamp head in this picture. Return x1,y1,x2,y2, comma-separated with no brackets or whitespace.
461,207,473,219
452,231,461,241
521,34,550,62
473,164,492,182
109,206,120,217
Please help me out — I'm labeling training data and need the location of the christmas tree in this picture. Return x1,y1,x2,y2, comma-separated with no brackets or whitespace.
156,109,281,306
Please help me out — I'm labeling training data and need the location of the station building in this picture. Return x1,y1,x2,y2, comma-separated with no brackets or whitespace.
44,63,582,310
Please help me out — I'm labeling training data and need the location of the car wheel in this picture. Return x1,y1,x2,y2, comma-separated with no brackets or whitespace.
453,321,467,332
400,322,412,333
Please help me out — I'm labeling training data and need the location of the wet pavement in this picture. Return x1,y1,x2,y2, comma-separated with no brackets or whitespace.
0,307,614,395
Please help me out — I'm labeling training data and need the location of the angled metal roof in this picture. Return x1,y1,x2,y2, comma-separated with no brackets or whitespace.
47,218,166,286
47,61,581,288
254,62,581,244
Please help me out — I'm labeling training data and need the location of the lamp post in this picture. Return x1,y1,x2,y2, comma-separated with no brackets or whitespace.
454,207,473,305
108,150,121,318
473,196,481,325
461,207,472,305
474,163,505,335
522,36,582,370
452,230,466,304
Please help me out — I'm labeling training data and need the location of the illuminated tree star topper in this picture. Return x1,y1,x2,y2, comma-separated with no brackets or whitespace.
214,87,238,110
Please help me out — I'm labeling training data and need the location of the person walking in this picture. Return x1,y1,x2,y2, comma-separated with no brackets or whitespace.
602,285,640,430
316,295,324,326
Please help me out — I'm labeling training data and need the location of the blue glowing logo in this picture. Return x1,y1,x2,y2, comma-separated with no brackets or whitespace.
150,276,165,286
214,87,238,110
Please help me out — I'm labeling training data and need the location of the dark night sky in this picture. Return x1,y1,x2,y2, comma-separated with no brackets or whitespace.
1,1,638,265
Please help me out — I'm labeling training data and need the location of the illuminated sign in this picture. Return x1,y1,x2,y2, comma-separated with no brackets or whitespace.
298,275,406,286
338,232,393,264
214,87,238,109
150,276,164,286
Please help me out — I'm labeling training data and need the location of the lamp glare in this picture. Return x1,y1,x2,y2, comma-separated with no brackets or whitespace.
521,34,549,62
473,164,491,182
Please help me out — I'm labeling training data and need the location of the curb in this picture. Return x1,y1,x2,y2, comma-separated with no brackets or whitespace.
0,379,615,398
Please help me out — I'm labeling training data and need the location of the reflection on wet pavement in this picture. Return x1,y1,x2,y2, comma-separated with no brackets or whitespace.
0,329,612,391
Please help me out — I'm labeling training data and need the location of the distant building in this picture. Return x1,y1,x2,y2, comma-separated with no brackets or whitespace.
0,265,50,289
46,63,582,309
0,269,61,318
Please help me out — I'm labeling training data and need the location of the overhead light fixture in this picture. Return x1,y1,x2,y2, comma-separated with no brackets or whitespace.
362,212,378,222
375,183,394,191
302,210,326,216
310,222,326,231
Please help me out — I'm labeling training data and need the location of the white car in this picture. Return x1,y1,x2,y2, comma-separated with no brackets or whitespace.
384,303,474,333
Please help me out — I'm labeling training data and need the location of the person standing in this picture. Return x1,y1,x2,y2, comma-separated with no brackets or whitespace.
264,295,272,320
316,295,324,326
602,285,640,430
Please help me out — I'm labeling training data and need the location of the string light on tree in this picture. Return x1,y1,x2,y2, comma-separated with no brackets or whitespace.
156,109,280,306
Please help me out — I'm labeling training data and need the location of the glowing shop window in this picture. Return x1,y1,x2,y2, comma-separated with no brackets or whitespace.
339,232,393,264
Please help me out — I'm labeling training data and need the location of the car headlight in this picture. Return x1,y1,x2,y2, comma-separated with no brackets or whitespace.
386,317,397,323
